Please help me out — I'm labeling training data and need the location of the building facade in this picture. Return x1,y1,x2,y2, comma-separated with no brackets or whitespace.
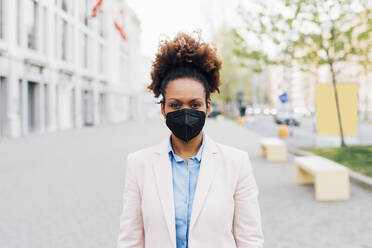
0,0,142,138
265,64,317,116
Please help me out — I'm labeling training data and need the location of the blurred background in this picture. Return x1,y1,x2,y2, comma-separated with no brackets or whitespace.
0,0,372,247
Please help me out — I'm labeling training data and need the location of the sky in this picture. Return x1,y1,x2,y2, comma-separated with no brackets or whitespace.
126,0,241,58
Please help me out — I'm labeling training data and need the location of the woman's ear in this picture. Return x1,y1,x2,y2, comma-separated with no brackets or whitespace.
161,101,166,119
206,100,211,117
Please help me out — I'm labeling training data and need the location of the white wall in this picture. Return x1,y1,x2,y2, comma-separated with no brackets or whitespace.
0,0,144,138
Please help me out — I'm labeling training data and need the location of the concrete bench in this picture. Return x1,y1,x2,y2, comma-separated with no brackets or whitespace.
295,156,350,201
260,137,287,162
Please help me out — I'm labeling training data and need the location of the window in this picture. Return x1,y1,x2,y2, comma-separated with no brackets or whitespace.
62,0,68,12
17,0,22,46
61,0,74,15
0,0,4,39
80,0,89,26
0,77,7,136
61,20,67,61
88,39,94,70
43,6,47,54
98,12,104,37
25,0,38,50
82,33,88,68
44,84,49,128
54,14,58,58
99,43,104,74
70,25,74,64
18,79,24,134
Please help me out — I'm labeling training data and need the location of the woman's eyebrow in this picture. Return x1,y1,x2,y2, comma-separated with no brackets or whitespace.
190,98,203,102
167,98,203,101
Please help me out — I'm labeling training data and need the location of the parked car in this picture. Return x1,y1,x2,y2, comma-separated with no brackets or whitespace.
274,108,300,126
208,103,222,118
208,110,222,118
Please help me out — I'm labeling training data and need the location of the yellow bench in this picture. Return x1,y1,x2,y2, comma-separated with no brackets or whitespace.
295,156,350,201
260,137,287,162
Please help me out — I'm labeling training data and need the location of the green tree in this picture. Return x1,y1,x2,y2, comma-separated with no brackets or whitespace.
236,0,372,147
353,8,372,120
211,24,252,106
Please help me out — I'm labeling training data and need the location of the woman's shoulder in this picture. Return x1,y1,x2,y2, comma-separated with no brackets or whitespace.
125,145,159,175
126,137,168,161
214,141,250,159
127,144,158,160
212,140,254,174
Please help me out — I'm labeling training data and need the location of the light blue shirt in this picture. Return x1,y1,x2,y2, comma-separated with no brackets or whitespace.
168,133,205,248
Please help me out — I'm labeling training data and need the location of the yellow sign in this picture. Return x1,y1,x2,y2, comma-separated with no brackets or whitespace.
316,83,358,136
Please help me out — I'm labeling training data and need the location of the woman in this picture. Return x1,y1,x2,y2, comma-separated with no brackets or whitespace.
117,31,264,248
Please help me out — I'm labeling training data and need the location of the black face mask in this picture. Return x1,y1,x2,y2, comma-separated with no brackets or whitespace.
165,108,206,142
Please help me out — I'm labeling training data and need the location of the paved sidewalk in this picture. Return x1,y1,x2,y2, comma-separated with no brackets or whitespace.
207,120,372,248
0,119,371,248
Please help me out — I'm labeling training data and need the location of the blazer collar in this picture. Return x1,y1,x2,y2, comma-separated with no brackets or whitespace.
154,132,218,156
167,132,206,163
152,132,220,247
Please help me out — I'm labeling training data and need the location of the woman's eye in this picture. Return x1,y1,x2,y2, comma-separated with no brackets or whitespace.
190,103,201,108
170,103,180,108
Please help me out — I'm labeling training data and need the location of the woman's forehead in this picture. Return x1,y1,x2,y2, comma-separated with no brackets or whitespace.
165,78,205,97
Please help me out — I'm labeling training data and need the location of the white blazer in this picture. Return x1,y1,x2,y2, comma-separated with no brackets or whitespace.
117,133,264,248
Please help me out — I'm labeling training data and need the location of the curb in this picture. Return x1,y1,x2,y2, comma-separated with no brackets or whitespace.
288,147,372,193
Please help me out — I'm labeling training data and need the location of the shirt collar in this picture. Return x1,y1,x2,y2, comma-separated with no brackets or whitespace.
168,132,205,163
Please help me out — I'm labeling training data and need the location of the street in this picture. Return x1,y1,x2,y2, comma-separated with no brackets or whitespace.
244,115,372,148
0,119,372,248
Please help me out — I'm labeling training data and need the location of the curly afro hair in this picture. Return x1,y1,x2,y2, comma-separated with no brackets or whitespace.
147,31,222,103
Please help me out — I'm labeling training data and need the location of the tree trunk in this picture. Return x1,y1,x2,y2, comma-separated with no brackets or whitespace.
330,62,346,147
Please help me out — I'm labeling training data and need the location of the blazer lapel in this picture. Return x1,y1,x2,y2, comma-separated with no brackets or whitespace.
189,133,221,232
151,133,221,246
152,137,177,247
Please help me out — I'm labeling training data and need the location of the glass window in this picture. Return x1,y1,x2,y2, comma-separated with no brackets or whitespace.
54,14,58,58
62,0,68,12
43,6,47,54
79,1,84,24
80,32,83,67
98,12,104,37
61,0,74,15
83,33,88,68
25,0,38,50
17,0,22,45
99,43,104,74
61,20,67,61
80,0,89,26
0,0,4,40
70,25,74,64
